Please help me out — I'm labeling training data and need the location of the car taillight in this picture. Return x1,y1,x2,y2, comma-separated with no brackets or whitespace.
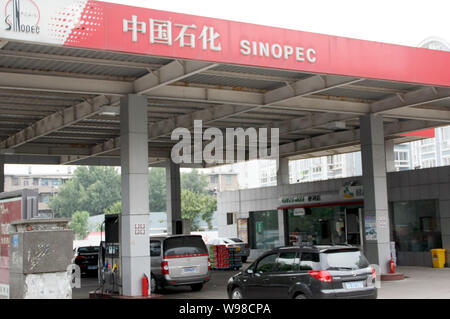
75,256,86,262
161,261,169,275
309,270,332,283
371,267,376,280
208,258,211,270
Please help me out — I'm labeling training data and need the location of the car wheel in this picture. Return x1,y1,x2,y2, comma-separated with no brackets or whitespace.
190,283,203,291
295,293,307,299
241,257,247,263
231,287,244,299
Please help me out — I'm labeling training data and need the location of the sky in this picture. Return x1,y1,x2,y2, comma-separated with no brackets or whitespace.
5,0,450,174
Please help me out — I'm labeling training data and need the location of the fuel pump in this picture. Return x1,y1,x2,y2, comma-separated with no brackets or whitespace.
99,214,121,294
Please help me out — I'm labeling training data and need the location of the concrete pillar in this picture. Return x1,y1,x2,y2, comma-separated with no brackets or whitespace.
120,95,150,297
360,115,391,273
166,160,182,235
0,155,4,193
277,157,290,185
385,140,395,173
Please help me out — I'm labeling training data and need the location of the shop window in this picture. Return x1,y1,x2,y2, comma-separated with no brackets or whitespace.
255,253,277,274
276,252,299,272
227,213,234,225
249,210,280,250
391,200,441,252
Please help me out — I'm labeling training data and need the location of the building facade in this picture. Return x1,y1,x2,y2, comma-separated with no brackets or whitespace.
218,166,450,267
4,174,72,212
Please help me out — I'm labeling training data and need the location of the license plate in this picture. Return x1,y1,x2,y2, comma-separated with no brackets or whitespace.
183,267,196,273
88,265,98,270
236,247,240,252
344,281,364,289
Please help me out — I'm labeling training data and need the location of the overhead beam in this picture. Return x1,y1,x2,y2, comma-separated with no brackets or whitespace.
371,86,450,114
0,72,133,95
0,95,118,150
280,119,443,157
134,60,218,95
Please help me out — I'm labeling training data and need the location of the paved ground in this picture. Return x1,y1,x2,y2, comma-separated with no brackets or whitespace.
377,266,450,299
73,265,450,299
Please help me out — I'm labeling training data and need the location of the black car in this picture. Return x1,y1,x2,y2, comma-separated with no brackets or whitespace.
74,246,100,276
227,245,377,299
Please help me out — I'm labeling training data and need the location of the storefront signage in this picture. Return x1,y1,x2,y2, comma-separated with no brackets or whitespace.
340,184,364,200
365,214,377,241
1,0,450,87
280,194,321,205
293,208,306,217
256,222,263,234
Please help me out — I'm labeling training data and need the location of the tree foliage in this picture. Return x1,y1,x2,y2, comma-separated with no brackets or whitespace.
181,169,209,194
149,168,166,212
50,166,121,218
69,211,90,240
181,189,217,231
50,166,217,231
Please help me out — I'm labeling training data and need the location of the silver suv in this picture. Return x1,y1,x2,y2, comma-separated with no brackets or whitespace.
150,235,210,292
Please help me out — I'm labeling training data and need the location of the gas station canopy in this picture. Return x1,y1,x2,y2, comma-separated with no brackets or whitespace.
1,0,450,167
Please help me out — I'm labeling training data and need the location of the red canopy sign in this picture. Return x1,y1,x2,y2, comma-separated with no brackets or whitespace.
1,0,450,87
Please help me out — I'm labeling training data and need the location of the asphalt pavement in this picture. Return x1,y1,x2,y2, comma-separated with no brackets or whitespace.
72,265,450,299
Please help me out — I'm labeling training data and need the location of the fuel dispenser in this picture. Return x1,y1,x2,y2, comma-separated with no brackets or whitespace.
98,214,121,295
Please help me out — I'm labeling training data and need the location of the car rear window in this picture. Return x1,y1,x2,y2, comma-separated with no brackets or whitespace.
321,250,370,270
230,238,243,243
78,247,99,254
163,236,207,257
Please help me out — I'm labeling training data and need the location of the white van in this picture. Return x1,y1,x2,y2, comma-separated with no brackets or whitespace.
150,235,210,292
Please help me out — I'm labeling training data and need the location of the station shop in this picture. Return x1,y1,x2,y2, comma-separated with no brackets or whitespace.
218,166,450,267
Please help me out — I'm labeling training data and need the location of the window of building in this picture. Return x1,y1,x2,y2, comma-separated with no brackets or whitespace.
421,159,436,168
249,210,280,250
33,178,39,186
23,179,29,186
443,157,450,166
210,175,218,184
391,200,441,252
12,177,19,186
225,175,232,185
52,179,59,186
41,179,49,186
227,213,234,225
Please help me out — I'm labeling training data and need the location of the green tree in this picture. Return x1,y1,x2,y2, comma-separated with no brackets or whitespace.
149,168,166,212
181,169,209,194
104,201,122,215
50,166,121,218
181,189,217,231
69,211,90,240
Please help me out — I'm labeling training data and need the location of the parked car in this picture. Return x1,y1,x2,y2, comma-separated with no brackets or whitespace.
150,235,210,292
227,245,377,299
74,246,100,277
208,237,250,263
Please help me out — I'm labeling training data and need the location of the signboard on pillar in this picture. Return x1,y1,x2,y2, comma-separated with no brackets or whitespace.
0,197,22,299
364,214,377,241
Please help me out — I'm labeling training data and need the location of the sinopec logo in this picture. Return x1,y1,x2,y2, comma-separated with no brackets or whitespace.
4,0,40,34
